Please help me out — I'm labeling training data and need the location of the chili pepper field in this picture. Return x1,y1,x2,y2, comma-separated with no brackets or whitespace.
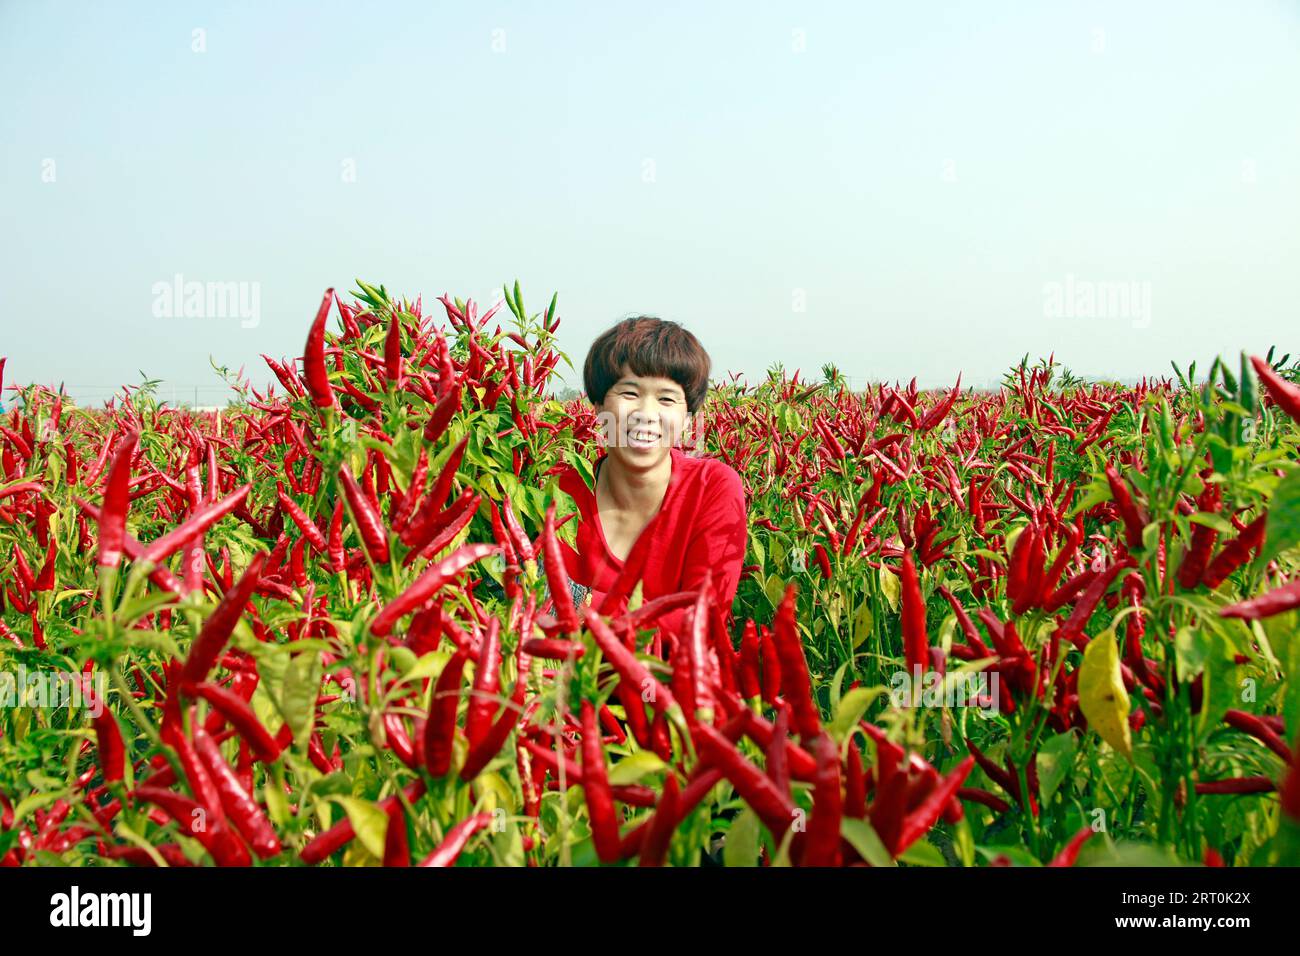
2,281,1299,869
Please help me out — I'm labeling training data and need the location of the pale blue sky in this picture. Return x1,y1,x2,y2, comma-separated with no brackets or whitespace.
2,1,1297,405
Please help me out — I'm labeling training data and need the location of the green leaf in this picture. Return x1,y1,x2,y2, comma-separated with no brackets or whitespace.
334,797,388,859
606,751,668,786
840,818,896,867
975,845,1043,867
1189,512,1236,534
764,574,786,609
282,649,323,750
1261,470,1300,566
898,838,946,867
13,790,65,824
829,686,888,741
1196,628,1240,741
1174,626,1207,684
723,808,760,867
1036,731,1078,804
399,650,453,687
566,450,595,491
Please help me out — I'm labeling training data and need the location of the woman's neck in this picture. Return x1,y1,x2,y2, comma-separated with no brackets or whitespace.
598,449,674,515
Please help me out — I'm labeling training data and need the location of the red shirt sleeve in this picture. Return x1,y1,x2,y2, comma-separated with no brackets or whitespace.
655,463,748,637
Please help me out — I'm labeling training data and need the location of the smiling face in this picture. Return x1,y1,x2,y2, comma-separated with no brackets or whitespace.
596,364,691,468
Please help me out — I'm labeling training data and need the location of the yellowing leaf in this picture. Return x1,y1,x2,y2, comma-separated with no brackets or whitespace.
1078,629,1132,760
852,601,874,649
878,566,900,613
334,797,388,859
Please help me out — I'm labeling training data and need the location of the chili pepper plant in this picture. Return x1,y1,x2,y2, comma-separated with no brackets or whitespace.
1,285,1298,868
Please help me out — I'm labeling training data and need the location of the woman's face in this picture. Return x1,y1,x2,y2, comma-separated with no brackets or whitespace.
597,365,690,468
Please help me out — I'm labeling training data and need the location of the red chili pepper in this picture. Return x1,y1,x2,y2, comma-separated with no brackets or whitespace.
522,637,585,660
32,537,56,592
87,686,125,784
1055,560,1133,649
192,726,281,859
499,493,535,564
101,844,194,868
637,773,681,867
1223,709,1292,763
137,484,252,568
1105,464,1148,549
956,787,1011,814
391,447,429,536
489,501,515,565
1251,354,1300,421
400,489,481,565
1201,513,1267,590
131,786,249,866
844,745,867,819
1013,526,1046,615
302,288,336,408
190,681,281,764
899,550,930,677
300,780,427,864
800,732,843,866
936,585,990,657
1037,521,1082,604
327,498,345,571
180,552,267,687
543,502,579,635
423,376,462,444
918,376,962,432
427,433,469,514
370,543,499,637
382,799,410,867
384,311,405,388
580,700,622,863
1221,578,1300,620
399,437,470,548
338,464,390,564
770,584,819,739
1047,826,1094,867
1178,483,1221,589
96,431,140,569
12,539,34,592
418,812,494,867
891,755,974,856
813,542,832,580
459,663,527,782
423,651,469,777
738,620,761,700
464,617,503,749
765,703,791,798
1195,776,1276,795
277,482,327,551
693,721,796,837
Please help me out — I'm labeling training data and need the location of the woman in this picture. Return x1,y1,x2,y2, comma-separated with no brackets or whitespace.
545,315,748,638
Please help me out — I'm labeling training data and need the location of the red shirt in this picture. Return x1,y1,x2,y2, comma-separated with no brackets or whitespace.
556,446,748,634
